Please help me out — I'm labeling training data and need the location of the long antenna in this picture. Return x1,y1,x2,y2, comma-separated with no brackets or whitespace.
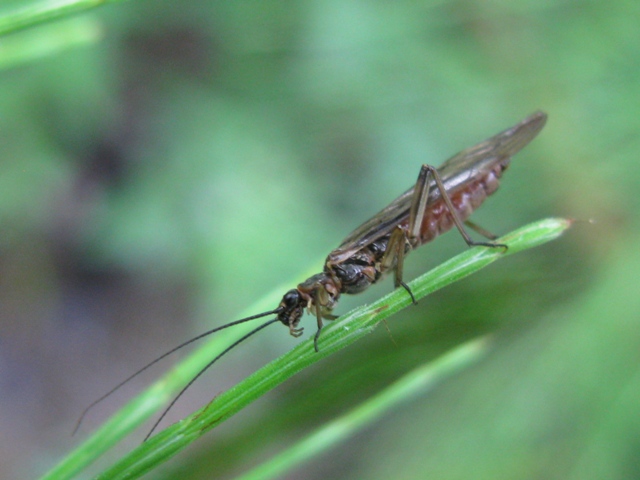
73,307,283,435
144,317,280,441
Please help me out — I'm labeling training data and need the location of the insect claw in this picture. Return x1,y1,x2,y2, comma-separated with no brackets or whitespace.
399,280,417,304
485,242,508,252
289,326,304,338
313,327,323,353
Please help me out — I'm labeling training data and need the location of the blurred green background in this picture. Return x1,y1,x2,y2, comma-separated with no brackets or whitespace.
1,1,639,479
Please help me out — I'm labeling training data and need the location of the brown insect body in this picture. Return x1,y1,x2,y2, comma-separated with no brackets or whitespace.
75,111,547,440
277,112,547,347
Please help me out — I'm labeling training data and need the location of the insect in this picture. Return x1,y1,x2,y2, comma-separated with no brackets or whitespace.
75,111,547,439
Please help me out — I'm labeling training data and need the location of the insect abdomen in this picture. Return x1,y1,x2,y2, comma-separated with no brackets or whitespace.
418,161,507,245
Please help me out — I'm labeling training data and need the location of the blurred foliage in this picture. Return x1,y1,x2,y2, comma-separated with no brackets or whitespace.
0,1,638,479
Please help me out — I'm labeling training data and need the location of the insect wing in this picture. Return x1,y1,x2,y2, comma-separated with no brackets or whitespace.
328,111,547,264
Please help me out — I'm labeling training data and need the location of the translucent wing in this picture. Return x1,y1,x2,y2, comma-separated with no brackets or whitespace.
328,111,547,263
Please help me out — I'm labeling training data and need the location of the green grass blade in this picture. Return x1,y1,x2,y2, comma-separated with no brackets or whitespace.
0,0,126,37
42,217,571,480
0,17,101,70
236,336,492,480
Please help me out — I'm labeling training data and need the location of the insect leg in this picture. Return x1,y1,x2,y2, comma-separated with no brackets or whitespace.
380,162,507,306
464,220,498,240
313,304,323,353
379,227,416,304
378,164,438,304
407,164,433,240
421,165,507,250
311,285,338,352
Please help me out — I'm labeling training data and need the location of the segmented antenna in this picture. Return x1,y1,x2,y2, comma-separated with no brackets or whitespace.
73,308,283,437
144,317,279,440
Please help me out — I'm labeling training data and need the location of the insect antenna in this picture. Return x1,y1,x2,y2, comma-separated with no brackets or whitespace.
144,316,280,441
73,307,283,436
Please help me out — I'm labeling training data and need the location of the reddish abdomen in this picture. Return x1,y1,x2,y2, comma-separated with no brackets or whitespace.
417,163,506,245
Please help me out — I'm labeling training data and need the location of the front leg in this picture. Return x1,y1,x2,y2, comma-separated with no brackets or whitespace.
310,284,339,352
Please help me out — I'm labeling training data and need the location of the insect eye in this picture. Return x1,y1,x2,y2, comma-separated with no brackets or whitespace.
282,290,300,308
